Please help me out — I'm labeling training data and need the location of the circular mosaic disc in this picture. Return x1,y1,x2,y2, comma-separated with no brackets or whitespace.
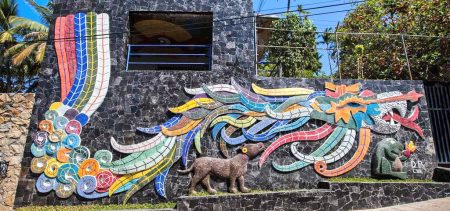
56,147,72,163
45,141,60,156
75,113,89,126
32,131,48,147
39,120,54,133
77,175,97,194
54,116,69,130
62,134,81,149
69,146,90,165
48,129,66,143
31,156,50,174
55,181,76,198
44,158,61,178
49,102,63,111
78,158,100,177
36,174,56,193
31,143,46,157
57,163,79,184
95,170,116,192
94,150,113,166
64,108,79,120
65,120,82,135
45,110,59,121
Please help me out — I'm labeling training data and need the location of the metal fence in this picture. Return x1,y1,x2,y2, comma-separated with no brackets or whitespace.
424,81,450,164
126,44,212,71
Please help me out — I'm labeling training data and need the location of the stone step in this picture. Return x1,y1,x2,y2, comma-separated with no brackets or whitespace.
177,189,333,210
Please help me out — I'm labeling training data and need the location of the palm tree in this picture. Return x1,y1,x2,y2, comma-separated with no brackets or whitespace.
319,27,335,77
5,0,49,66
0,0,50,92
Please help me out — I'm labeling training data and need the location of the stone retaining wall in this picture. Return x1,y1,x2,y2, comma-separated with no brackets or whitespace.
177,182,450,211
0,94,34,211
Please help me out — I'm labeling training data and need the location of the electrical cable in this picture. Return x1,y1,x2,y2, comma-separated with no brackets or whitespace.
258,0,350,12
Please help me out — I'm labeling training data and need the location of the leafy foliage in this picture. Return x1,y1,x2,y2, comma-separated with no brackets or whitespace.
0,0,50,92
258,8,322,78
336,0,450,80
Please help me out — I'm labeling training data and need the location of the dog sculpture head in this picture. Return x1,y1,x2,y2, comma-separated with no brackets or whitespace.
241,143,265,159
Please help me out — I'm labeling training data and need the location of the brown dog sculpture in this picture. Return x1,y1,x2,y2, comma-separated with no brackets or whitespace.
178,143,265,194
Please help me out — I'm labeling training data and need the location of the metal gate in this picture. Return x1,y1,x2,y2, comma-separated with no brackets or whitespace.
424,81,450,164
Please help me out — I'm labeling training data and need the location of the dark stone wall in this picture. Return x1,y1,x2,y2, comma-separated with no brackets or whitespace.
177,182,450,211
14,0,438,208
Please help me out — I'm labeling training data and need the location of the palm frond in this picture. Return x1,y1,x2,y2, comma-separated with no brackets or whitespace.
25,0,51,25
4,42,24,56
10,16,48,32
35,42,46,64
0,31,15,43
12,42,38,65
23,31,47,41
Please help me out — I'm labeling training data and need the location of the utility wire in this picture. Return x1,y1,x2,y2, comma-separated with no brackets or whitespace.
257,0,266,14
26,2,365,45
257,0,352,12
7,2,447,44
256,27,450,39
11,8,360,44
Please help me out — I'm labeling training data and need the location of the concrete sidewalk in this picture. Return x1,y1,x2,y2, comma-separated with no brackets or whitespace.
362,197,450,211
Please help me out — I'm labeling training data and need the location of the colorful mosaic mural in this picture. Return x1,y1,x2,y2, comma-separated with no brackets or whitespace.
29,11,426,204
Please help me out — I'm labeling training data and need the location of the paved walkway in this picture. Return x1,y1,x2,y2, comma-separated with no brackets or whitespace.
362,197,450,211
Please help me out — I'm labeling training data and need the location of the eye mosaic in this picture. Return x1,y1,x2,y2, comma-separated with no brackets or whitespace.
30,11,425,204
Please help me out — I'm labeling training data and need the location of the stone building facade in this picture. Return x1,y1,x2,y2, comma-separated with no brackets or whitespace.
13,0,438,208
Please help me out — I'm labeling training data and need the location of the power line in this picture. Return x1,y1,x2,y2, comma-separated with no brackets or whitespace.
9,8,359,44
257,0,266,13
256,27,450,39
258,44,332,51
48,3,361,44
257,0,352,13
6,4,447,45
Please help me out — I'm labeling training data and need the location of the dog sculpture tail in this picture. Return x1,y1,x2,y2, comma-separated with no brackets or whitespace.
177,164,194,174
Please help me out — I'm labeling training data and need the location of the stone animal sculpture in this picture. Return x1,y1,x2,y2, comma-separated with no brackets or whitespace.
372,138,416,179
178,143,265,194
31,12,426,203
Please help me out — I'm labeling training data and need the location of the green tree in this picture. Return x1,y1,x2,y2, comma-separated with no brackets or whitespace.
258,7,322,78
336,0,449,80
0,0,50,92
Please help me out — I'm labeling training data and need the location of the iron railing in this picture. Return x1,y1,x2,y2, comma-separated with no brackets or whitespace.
424,81,450,164
126,44,212,71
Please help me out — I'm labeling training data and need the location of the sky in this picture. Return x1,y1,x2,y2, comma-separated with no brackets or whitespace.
17,0,358,75
17,0,49,24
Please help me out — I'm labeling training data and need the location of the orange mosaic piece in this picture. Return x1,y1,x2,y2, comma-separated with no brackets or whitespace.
325,82,361,98
55,16,71,100
78,158,100,177
39,120,54,133
369,90,424,104
161,119,202,136
56,147,72,163
314,128,371,177
325,96,369,123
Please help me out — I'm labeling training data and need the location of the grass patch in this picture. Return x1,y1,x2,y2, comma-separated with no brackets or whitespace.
16,202,176,211
329,177,433,183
